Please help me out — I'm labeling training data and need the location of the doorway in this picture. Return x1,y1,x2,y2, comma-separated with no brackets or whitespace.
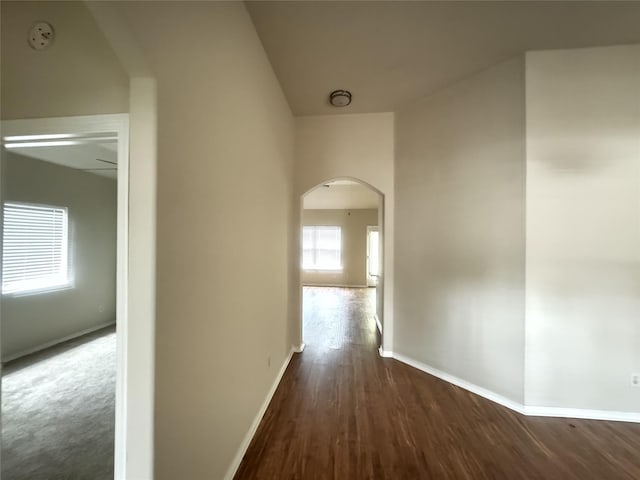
366,226,380,287
300,178,384,349
0,114,128,479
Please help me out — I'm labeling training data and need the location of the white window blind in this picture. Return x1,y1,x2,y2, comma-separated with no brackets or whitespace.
302,226,342,270
2,202,69,294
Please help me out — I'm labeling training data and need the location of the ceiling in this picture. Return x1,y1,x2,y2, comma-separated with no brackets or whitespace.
304,180,380,210
247,1,640,116
6,142,117,179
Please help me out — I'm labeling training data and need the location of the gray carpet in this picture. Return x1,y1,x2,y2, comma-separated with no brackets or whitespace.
2,326,116,480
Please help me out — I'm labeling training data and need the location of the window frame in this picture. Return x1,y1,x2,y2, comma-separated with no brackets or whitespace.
302,225,343,271
2,201,72,296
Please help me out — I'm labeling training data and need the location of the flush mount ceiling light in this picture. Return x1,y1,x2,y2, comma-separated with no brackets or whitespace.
329,90,352,107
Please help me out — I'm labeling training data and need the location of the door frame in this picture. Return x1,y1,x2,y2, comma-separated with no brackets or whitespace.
299,177,385,350
0,113,130,478
366,225,380,287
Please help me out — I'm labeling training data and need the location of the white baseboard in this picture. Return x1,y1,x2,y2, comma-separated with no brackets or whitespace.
374,314,382,334
378,346,393,358
2,321,116,363
294,343,306,353
392,352,525,414
224,346,297,480
390,351,640,424
523,406,640,423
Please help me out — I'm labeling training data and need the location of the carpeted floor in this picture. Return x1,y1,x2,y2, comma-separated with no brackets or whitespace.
2,326,116,480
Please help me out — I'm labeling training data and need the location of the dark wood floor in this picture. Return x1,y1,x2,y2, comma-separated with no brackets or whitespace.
234,287,640,480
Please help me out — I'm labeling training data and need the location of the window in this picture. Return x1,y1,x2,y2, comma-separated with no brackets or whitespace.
303,226,342,270
2,202,70,294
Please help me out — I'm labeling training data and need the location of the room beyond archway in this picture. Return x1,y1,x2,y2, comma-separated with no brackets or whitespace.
300,178,385,351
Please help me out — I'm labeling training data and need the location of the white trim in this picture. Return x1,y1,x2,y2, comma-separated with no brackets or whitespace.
378,346,393,358
294,343,306,353
124,77,156,479
2,321,116,363
523,406,640,423
366,225,380,287
224,347,297,480
114,116,129,480
302,283,367,288
392,352,525,414
391,351,640,423
374,314,382,334
1,114,130,478
1,114,129,139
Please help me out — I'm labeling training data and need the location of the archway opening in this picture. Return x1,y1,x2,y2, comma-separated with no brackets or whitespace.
299,178,385,353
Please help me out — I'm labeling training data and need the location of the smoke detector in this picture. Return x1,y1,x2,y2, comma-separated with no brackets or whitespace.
28,21,54,50
329,90,352,107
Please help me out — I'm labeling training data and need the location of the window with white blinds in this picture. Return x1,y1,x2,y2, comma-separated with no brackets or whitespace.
302,226,342,270
2,202,70,294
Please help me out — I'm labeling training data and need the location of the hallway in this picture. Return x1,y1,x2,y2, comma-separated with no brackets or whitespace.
234,287,640,479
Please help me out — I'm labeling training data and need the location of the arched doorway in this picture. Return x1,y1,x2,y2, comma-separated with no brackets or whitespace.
299,177,385,352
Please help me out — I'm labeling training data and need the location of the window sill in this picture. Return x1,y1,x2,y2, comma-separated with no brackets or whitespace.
2,282,74,298
302,268,343,272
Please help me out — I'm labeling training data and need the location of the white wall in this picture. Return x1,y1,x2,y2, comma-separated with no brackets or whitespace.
295,113,394,351
0,0,128,120
394,57,526,403
114,3,295,478
525,44,640,412
1,152,117,361
302,209,378,287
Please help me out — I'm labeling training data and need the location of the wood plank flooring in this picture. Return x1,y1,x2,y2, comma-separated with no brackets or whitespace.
234,287,640,480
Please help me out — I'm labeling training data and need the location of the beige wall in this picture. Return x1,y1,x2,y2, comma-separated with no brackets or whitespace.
295,113,394,351
295,113,395,196
0,1,128,120
1,152,117,360
525,44,640,412
114,3,295,479
302,209,378,287
394,57,526,403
